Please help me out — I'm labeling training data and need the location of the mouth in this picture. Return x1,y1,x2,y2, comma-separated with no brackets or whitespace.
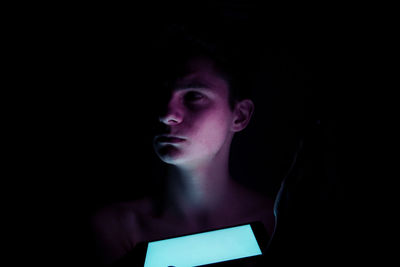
155,135,186,144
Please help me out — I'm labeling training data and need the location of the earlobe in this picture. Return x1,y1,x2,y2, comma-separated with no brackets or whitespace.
231,99,254,132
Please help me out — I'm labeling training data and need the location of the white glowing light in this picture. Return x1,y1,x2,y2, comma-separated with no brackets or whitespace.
144,224,262,267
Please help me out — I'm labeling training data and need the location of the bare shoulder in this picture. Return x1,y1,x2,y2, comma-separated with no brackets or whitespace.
230,183,276,235
91,197,156,238
232,182,275,210
90,197,155,264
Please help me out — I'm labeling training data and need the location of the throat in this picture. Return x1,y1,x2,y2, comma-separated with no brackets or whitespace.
166,167,234,219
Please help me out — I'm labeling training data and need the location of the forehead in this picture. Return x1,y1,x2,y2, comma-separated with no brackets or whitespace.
172,57,229,95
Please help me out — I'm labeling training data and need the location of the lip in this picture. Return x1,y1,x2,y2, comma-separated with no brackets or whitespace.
155,135,186,144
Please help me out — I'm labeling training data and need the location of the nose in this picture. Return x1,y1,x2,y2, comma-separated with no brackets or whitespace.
159,101,183,126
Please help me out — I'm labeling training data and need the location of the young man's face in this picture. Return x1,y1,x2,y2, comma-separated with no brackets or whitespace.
153,57,235,166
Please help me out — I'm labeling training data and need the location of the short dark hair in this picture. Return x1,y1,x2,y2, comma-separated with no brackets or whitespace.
150,23,254,110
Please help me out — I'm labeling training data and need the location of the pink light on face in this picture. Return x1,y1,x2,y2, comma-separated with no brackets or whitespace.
153,57,235,166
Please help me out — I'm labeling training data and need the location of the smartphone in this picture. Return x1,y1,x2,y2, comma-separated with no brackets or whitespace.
114,221,269,266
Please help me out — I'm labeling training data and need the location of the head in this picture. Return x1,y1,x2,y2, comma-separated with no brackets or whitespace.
151,26,255,168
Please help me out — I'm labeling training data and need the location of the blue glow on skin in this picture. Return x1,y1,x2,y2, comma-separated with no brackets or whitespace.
144,224,262,267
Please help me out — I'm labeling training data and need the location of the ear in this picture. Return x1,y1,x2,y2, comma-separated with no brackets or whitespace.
231,99,255,132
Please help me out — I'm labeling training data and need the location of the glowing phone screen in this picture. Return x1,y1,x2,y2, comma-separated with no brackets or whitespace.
143,224,262,267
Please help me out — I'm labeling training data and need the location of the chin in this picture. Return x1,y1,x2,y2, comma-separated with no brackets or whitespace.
156,145,185,164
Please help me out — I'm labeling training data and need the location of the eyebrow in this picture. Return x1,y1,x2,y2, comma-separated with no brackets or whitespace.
173,81,212,91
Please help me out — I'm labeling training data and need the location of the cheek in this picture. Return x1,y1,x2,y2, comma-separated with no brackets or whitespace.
190,109,232,149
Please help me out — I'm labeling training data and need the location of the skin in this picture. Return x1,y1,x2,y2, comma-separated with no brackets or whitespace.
91,56,275,264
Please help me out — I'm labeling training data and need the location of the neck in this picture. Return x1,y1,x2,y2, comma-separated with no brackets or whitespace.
166,150,234,217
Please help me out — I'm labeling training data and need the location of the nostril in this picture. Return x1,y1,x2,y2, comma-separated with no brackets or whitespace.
159,111,183,125
162,117,179,125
